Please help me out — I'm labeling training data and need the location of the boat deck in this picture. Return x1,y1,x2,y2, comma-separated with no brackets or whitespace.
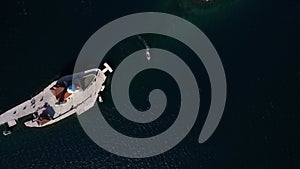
0,81,57,126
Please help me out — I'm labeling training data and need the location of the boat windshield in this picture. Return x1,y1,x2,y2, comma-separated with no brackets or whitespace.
79,74,96,90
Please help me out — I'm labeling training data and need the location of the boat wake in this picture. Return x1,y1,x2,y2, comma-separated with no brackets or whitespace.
138,35,151,61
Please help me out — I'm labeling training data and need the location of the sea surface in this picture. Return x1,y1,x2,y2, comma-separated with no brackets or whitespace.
0,0,299,168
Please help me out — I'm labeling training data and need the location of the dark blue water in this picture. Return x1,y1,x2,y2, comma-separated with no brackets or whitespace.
0,0,299,168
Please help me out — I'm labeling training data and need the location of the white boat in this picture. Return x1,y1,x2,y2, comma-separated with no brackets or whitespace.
0,63,113,132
